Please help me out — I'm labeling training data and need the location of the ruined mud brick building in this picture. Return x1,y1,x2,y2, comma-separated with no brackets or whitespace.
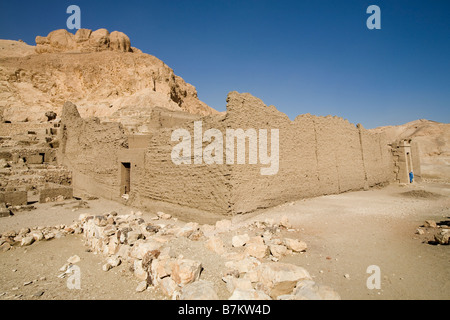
0,121,72,207
57,91,420,216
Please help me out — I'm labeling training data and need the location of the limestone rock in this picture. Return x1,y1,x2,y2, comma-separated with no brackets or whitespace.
284,238,307,252
424,220,437,228
269,244,288,259
245,242,270,259
232,234,250,247
293,280,341,300
256,262,312,291
225,257,261,274
130,240,162,260
159,277,178,297
20,236,34,246
171,259,202,286
435,229,450,245
179,280,219,300
136,281,148,292
67,255,80,264
215,219,232,233
205,236,226,255
222,276,254,293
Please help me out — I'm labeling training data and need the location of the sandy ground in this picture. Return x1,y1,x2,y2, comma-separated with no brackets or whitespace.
0,181,449,300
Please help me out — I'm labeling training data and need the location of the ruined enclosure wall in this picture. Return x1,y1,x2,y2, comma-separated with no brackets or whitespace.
360,128,393,186
134,117,231,215
135,92,394,215
59,94,395,216
58,102,128,200
224,92,394,214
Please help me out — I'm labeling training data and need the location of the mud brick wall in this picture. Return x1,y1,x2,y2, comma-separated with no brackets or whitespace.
39,184,73,203
136,117,231,215
59,94,394,215
0,190,27,206
224,92,390,214
58,102,128,200
0,123,51,136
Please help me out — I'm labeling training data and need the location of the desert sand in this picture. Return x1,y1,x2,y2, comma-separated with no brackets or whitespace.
1,181,448,300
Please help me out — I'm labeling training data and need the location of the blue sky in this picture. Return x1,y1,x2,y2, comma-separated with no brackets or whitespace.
0,0,449,128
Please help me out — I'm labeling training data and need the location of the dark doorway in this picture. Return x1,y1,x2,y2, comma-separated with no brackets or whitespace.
121,162,131,195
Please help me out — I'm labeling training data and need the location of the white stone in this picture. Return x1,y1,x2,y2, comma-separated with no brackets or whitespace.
179,280,219,300
284,238,307,252
171,259,202,286
20,236,34,246
136,281,148,292
232,234,250,247
205,236,226,255
67,255,81,264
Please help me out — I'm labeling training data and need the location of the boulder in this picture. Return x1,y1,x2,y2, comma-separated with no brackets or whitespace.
232,234,250,247
293,280,341,300
284,238,307,252
269,244,288,259
179,280,219,300
171,259,202,286
159,276,178,297
225,257,261,274
205,236,226,255
245,242,270,259
109,31,131,52
20,236,35,246
256,262,312,294
435,229,450,245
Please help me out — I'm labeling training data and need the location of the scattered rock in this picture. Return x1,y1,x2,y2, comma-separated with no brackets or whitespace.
279,216,292,229
416,228,425,235
269,244,288,259
284,238,307,252
159,277,178,297
232,234,250,247
256,262,312,290
67,255,80,264
179,280,219,300
434,229,450,245
20,236,35,246
136,281,148,292
215,219,232,233
205,236,226,255
171,259,202,286
293,280,341,300
424,220,438,228
245,242,270,259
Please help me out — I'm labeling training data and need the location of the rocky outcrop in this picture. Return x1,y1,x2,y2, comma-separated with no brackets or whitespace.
0,29,219,124
35,29,132,53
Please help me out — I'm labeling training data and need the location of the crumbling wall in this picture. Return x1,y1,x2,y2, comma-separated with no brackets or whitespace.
60,94,395,216
135,117,231,215
224,92,390,214
58,101,128,200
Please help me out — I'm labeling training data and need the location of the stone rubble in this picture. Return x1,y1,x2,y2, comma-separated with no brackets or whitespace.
0,210,340,300
77,212,339,300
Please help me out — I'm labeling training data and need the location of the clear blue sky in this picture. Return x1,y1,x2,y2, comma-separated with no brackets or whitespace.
1,0,449,128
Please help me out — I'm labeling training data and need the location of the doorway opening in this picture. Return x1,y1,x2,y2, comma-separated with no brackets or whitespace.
121,162,131,195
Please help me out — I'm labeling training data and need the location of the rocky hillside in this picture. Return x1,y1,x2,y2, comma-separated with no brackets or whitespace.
0,29,219,125
371,119,450,181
